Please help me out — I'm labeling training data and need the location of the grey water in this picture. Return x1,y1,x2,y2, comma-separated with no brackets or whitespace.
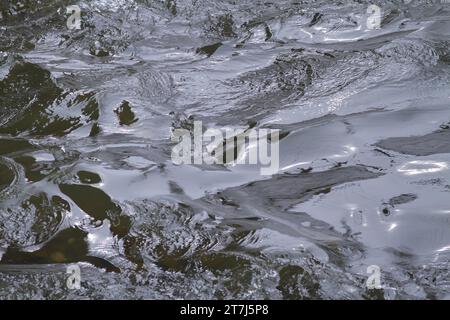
0,0,450,299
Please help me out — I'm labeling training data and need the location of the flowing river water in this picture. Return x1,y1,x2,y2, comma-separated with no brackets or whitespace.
1,0,450,299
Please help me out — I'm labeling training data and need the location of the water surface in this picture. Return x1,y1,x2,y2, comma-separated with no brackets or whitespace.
1,0,450,299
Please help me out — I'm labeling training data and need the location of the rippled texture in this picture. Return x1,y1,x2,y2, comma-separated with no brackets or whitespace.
1,0,450,299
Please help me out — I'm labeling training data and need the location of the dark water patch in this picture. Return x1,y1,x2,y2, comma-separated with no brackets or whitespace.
76,171,102,184
196,42,222,57
381,193,418,217
114,101,138,126
0,227,109,268
0,225,120,272
13,155,51,182
59,184,118,221
0,61,99,137
59,184,130,238
0,138,35,156
89,122,101,137
222,166,383,210
389,194,418,207
376,129,450,156
0,61,62,132
0,62,99,136
0,162,15,192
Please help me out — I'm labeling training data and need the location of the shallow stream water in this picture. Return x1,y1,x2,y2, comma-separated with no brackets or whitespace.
1,0,450,299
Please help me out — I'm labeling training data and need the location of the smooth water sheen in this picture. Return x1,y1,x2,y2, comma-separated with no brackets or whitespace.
0,0,450,299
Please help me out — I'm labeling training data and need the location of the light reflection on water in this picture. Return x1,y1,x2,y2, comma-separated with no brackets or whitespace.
398,160,449,176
